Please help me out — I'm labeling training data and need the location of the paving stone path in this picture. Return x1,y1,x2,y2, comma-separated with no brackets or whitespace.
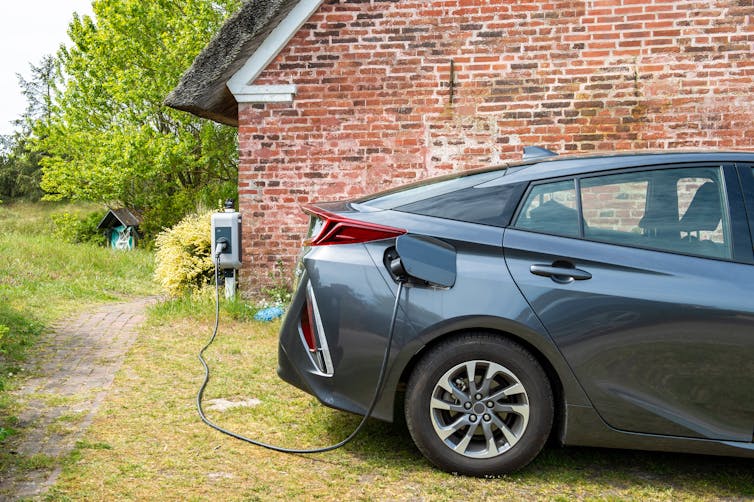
0,297,158,501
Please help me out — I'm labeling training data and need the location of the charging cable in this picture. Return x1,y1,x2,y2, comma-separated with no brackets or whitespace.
196,248,405,453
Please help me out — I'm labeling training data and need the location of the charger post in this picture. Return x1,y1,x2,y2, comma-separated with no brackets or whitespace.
211,200,242,299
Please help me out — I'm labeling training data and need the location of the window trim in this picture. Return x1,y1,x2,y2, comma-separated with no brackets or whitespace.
732,163,754,263
511,163,747,264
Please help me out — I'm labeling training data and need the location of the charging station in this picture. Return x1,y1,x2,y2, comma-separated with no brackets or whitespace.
211,200,242,299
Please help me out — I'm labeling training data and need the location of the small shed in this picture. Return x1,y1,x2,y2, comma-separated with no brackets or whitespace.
97,208,142,250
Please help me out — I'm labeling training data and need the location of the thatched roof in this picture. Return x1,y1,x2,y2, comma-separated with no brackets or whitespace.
164,0,301,126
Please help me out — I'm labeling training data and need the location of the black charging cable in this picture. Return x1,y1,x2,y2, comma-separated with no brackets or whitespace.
196,250,405,454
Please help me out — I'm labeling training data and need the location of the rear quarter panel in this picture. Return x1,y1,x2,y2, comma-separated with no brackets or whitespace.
359,211,593,411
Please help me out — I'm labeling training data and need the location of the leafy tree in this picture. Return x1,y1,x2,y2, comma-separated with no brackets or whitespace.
36,0,241,236
0,134,44,201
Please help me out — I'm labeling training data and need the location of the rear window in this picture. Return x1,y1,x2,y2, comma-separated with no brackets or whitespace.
356,169,506,210
355,169,525,227
395,183,526,227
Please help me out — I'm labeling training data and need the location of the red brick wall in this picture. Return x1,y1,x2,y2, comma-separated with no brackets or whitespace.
237,0,754,296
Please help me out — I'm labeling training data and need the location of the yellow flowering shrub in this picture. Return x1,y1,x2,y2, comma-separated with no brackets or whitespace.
154,211,214,297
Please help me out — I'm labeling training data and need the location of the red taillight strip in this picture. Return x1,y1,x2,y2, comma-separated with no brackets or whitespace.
300,298,318,353
302,204,406,246
299,281,335,375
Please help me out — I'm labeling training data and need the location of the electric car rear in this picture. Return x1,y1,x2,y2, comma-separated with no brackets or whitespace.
277,150,754,476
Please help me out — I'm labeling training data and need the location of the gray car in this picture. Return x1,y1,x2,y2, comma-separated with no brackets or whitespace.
277,150,754,475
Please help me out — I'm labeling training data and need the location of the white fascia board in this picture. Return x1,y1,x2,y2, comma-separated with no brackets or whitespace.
228,0,324,103
234,84,297,103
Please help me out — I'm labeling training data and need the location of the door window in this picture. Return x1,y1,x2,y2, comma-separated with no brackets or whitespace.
514,180,579,237
581,167,730,259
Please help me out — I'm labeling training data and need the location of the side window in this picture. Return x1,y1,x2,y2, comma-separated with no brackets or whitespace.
580,167,730,259
581,175,647,241
514,180,579,237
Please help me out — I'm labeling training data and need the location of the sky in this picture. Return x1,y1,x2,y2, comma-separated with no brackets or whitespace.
0,0,94,137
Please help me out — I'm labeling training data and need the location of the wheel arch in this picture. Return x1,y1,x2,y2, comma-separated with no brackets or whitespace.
393,317,582,444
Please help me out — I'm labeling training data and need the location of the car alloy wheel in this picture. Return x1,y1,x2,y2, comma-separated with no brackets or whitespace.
406,333,553,476
429,360,530,458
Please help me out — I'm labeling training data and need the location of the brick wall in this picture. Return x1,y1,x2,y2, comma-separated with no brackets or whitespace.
237,0,754,296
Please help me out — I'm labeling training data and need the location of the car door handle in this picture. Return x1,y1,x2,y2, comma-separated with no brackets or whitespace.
530,264,592,282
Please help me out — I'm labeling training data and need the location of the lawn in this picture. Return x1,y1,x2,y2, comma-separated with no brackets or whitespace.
47,297,754,501
0,201,157,466
0,201,156,370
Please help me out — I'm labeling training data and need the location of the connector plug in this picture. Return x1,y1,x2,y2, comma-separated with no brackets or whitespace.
215,238,228,258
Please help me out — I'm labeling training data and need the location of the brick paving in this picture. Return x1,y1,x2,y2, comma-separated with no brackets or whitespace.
0,297,158,501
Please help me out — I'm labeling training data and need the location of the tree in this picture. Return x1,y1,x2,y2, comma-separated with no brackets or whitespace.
0,134,44,201
36,0,241,236
0,56,58,201
16,55,58,131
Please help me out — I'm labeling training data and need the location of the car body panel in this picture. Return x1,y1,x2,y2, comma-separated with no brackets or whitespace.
278,242,417,420
504,228,754,441
563,404,754,457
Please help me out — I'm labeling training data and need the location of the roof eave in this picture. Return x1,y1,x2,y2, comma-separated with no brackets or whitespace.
165,98,239,127
164,0,307,126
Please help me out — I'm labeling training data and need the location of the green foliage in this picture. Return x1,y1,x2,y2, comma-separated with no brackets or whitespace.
153,211,214,297
0,304,43,367
149,294,260,323
0,56,58,202
0,427,14,442
262,259,294,306
36,0,241,236
51,212,104,245
0,134,44,201
223,297,259,321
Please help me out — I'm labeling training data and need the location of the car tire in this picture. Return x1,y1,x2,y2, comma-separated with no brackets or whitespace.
405,333,553,476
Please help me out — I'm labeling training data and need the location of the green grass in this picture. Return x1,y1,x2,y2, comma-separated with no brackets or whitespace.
46,299,754,501
0,200,157,442
0,452,57,472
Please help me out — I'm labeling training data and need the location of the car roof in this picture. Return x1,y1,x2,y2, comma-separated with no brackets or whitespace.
497,150,754,184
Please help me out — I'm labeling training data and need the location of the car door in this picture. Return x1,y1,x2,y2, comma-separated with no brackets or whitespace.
503,163,754,442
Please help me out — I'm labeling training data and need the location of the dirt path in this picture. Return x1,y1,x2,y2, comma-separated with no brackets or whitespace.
0,297,158,501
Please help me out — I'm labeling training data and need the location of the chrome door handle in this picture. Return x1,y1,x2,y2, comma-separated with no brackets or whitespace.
530,264,592,282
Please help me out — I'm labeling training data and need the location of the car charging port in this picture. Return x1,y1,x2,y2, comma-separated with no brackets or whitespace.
384,247,408,282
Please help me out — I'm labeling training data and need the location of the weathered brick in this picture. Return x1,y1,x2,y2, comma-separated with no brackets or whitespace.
237,0,754,297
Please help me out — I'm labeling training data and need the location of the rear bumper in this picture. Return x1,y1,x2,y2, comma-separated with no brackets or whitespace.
276,245,406,422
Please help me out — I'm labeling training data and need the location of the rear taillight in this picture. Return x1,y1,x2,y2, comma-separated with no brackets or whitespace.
298,282,334,375
302,204,406,246
300,298,317,353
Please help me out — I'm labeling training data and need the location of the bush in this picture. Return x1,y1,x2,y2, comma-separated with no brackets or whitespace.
51,211,104,245
154,211,214,297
